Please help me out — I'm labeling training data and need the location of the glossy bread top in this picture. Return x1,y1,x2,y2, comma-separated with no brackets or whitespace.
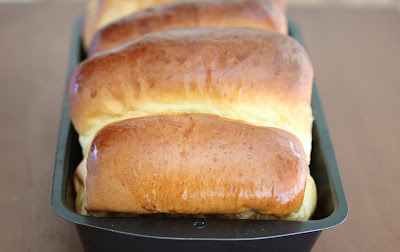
85,113,308,217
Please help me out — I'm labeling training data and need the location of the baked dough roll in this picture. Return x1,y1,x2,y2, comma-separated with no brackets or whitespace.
74,113,316,219
88,0,287,56
68,28,313,164
82,0,288,51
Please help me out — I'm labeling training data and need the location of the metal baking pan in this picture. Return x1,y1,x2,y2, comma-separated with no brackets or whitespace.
52,17,348,252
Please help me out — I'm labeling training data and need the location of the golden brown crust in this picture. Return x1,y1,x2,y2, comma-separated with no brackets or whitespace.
68,28,313,162
88,0,287,56
82,0,288,51
74,159,316,220
82,0,178,50
85,113,308,217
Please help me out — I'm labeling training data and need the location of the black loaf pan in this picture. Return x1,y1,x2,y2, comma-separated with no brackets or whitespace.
52,17,348,252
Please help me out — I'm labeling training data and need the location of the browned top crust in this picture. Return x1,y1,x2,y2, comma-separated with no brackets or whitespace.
85,113,308,216
82,0,289,51
88,0,287,56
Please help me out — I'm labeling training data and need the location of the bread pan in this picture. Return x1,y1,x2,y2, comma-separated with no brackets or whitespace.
52,17,348,252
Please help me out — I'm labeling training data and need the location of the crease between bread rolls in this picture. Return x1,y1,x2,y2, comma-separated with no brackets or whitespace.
88,0,287,56
69,28,316,219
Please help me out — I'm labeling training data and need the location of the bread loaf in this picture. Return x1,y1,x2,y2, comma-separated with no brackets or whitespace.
88,0,287,56
69,28,316,219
